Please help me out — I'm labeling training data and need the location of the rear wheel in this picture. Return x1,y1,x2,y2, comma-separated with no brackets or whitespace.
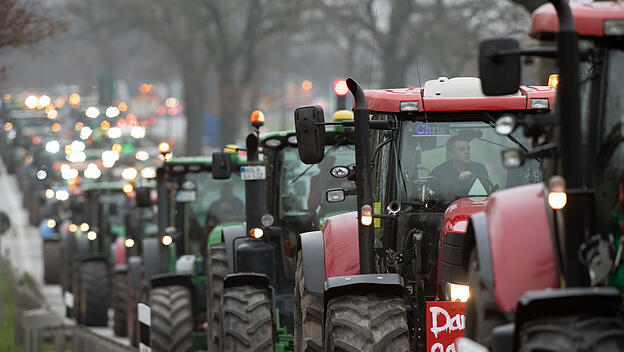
222,285,273,352
464,248,507,347
518,315,624,351
324,294,410,351
149,285,193,352
206,242,228,352
294,251,323,352
43,240,62,284
113,271,128,336
78,260,110,326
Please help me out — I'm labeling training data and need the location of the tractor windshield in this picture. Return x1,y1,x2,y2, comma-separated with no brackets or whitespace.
174,171,245,254
279,144,356,220
398,116,540,209
97,192,128,238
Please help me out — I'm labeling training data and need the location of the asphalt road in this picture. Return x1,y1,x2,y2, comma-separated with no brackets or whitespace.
0,158,130,346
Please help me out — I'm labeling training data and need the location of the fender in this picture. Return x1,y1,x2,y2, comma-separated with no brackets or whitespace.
483,183,558,313
150,272,193,289
207,221,244,246
513,287,623,348
224,272,270,289
324,273,404,304
323,211,359,279
222,224,245,272
297,230,325,295
465,212,495,290
113,237,127,268
142,238,169,281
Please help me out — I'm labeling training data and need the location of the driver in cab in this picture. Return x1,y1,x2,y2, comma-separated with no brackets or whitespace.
430,134,489,201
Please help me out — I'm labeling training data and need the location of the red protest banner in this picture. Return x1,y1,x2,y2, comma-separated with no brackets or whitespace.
426,301,466,352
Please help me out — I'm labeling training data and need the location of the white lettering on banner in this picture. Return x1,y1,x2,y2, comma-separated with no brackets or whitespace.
429,306,465,338
431,342,457,352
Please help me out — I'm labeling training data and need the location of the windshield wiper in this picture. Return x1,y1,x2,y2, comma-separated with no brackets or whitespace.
484,114,530,154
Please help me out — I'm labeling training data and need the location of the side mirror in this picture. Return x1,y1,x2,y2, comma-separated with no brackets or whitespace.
479,38,521,96
212,152,232,180
0,212,10,234
294,105,326,164
501,149,525,168
136,187,151,207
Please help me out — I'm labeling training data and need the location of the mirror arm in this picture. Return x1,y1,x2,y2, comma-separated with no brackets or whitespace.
528,142,559,159
492,47,590,62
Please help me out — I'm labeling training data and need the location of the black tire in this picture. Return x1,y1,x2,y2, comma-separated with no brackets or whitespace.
78,260,110,326
127,258,142,347
464,248,507,347
113,271,128,336
518,315,624,351
294,251,323,352
206,242,228,352
43,240,62,284
324,294,410,351
149,285,193,352
222,285,274,352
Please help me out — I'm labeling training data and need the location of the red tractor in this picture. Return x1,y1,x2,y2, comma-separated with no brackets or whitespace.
459,1,624,351
293,76,555,351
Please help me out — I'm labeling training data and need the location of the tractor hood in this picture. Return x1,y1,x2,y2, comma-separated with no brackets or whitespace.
441,197,489,235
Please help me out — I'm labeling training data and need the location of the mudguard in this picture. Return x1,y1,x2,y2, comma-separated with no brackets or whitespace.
113,237,127,268
223,272,270,289
513,287,623,348
142,238,169,281
324,273,404,304
465,212,495,290
207,221,244,246
477,183,558,313
297,230,325,295
222,224,245,272
323,211,359,279
150,272,193,289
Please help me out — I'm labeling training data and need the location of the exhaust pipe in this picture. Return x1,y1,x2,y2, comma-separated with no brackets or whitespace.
347,78,376,275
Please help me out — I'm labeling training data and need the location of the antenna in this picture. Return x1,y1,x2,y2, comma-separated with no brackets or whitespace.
409,20,427,121
368,7,377,89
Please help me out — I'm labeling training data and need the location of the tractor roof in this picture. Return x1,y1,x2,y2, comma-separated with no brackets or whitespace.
364,77,555,113
168,156,213,166
531,2,624,39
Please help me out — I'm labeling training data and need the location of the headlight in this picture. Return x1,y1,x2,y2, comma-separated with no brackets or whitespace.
87,231,97,241
80,223,89,232
448,283,470,302
530,98,549,110
161,235,173,246
249,228,264,239
125,238,135,248
47,219,56,228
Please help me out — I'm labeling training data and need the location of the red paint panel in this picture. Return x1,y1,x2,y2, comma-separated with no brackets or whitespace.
531,2,624,38
423,96,527,112
114,237,127,267
364,88,422,113
426,301,466,352
323,211,360,279
486,183,558,313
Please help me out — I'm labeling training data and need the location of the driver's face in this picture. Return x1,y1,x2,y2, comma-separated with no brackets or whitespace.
451,140,471,164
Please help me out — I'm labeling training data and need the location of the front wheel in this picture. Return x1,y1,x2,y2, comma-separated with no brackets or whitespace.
222,285,274,352
325,294,410,351
112,271,128,336
77,260,110,326
149,285,193,352
518,315,624,351
294,251,323,352
206,243,228,351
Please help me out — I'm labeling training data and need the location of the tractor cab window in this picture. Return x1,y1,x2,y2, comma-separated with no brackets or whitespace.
174,171,245,255
97,193,128,237
398,117,540,209
279,145,355,221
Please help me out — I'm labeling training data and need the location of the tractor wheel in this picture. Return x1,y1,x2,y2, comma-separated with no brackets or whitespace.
464,248,507,347
149,285,193,352
127,260,142,347
222,285,273,352
294,251,323,352
43,240,62,284
113,271,128,336
325,294,410,351
206,242,228,352
78,260,110,326
518,315,624,351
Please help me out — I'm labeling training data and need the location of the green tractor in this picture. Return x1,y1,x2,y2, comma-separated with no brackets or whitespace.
60,181,129,326
206,111,356,352
135,151,247,352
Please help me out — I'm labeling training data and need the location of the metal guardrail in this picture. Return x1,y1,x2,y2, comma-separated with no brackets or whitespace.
72,326,136,352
